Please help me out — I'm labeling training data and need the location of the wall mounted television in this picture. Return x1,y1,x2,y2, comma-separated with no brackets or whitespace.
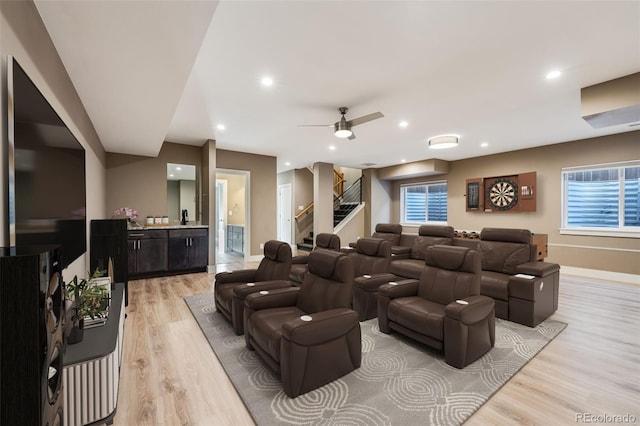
7,56,86,269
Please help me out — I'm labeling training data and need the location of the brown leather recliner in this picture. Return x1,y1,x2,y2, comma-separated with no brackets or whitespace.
289,233,340,285
349,238,395,321
214,240,292,335
390,225,455,279
348,223,402,250
244,249,361,398
378,245,495,368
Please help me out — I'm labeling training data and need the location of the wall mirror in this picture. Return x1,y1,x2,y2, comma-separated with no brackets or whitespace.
167,163,198,223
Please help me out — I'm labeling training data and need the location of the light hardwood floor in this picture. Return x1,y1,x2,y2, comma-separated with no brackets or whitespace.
113,266,640,425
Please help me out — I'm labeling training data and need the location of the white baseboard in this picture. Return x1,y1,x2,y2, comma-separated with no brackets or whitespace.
561,266,640,286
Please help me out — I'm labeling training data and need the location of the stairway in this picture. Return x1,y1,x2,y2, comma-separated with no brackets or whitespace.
334,202,359,226
297,232,314,252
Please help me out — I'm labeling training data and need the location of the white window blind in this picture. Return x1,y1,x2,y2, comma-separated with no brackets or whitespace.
401,182,447,224
562,162,640,235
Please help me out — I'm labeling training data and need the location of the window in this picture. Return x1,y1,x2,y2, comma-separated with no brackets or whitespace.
562,161,640,237
400,181,447,224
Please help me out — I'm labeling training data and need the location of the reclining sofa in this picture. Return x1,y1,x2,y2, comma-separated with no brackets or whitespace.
383,225,559,327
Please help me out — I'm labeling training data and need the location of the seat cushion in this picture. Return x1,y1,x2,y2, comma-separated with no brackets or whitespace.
480,271,510,301
248,306,304,361
388,297,445,341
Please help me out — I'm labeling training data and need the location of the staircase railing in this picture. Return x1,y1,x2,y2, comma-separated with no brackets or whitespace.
333,177,363,226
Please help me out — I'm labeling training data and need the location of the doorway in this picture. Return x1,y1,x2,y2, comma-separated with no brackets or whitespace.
215,170,248,265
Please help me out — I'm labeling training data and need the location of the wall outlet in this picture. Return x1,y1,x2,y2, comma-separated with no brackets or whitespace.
259,243,264,249
298,205,304,211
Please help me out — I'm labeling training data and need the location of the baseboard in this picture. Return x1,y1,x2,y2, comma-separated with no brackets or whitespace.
561,266,640,286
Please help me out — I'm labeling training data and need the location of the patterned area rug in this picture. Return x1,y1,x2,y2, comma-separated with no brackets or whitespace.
185,293,566,425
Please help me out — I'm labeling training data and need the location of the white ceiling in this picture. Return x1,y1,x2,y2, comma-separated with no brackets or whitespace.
36,1,640,172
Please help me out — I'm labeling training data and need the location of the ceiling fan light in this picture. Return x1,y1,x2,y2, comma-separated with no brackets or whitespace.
428,134,458,149
334,121,352,138
335,129,353,138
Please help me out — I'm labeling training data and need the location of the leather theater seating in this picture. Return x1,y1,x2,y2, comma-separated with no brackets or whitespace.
244,249,361,398
347,223,402,251
378,245,495,368
289,233,340,285
477,228,559,326
390,225,455,279
214,240,292,335
349,238,395,321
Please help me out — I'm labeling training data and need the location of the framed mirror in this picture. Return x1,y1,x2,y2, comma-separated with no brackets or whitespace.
167,163,198,223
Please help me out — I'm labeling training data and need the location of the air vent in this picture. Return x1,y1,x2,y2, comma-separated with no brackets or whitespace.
361,162,377,167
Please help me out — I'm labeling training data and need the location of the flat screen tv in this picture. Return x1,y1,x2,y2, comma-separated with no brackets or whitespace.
8,57,86,269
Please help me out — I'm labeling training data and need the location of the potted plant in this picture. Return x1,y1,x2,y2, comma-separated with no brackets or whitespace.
65,268,110,344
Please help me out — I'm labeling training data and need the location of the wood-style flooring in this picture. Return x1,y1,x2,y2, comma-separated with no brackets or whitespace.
113,265,640,425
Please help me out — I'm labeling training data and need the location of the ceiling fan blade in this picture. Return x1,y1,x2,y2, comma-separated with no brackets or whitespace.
349,112,384,127
348,132,356,140
297,124,332,127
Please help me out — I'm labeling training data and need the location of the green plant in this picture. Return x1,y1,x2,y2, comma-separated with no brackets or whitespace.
65,268,110,321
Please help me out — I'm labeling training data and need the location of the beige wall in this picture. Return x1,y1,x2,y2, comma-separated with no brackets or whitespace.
106,142,202,223
1,1,106,279
217,149,277,256
386,132,639,274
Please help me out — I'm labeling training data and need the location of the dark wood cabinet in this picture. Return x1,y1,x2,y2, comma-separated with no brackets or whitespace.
168,228,208,271
128,230,168,275
128,227,208,277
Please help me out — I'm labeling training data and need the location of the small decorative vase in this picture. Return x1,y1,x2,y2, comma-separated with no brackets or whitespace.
68,317,84,345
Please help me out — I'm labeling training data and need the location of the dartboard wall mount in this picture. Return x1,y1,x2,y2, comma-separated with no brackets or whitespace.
465,171,536,213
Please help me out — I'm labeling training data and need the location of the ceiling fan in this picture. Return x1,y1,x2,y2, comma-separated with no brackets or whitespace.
299,107,384,140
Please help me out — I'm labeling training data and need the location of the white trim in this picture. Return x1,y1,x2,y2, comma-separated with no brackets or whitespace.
549,243,640,253
561,266,640,286
559,228,640,239
561,159,639,172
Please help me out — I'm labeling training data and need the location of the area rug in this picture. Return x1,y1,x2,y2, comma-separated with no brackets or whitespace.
185,293,566,425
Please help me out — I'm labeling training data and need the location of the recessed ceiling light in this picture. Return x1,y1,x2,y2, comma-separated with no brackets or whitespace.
329,145,336,151
169,174,174,177
480,142,489,148
546,70,562,80
176,167,182,171
217,124,226,131
261,76,274,87
401,159,406,163
285,162,291,166
399,121,408,128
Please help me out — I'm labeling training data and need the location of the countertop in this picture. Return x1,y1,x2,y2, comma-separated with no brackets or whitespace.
127,224,209,230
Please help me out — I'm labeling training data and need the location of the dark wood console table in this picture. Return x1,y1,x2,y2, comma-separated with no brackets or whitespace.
63,283,125,426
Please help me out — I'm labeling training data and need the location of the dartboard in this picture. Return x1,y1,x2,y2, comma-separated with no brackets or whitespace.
487,178,518,210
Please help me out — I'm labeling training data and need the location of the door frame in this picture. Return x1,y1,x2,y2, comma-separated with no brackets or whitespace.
215,179,228,254
278,183,293,245
216,169,250,261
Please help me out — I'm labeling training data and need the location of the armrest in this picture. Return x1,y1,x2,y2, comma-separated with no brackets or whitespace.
378,279,419,299
354,273,397,292
340,246,356,254
244,287,299,311
215,269,257,284
349,242,357,248
516,261,560,277
445,295,494,325
291,255,309,265
391,246,411,259
282,308,359,345
233,280,292,299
